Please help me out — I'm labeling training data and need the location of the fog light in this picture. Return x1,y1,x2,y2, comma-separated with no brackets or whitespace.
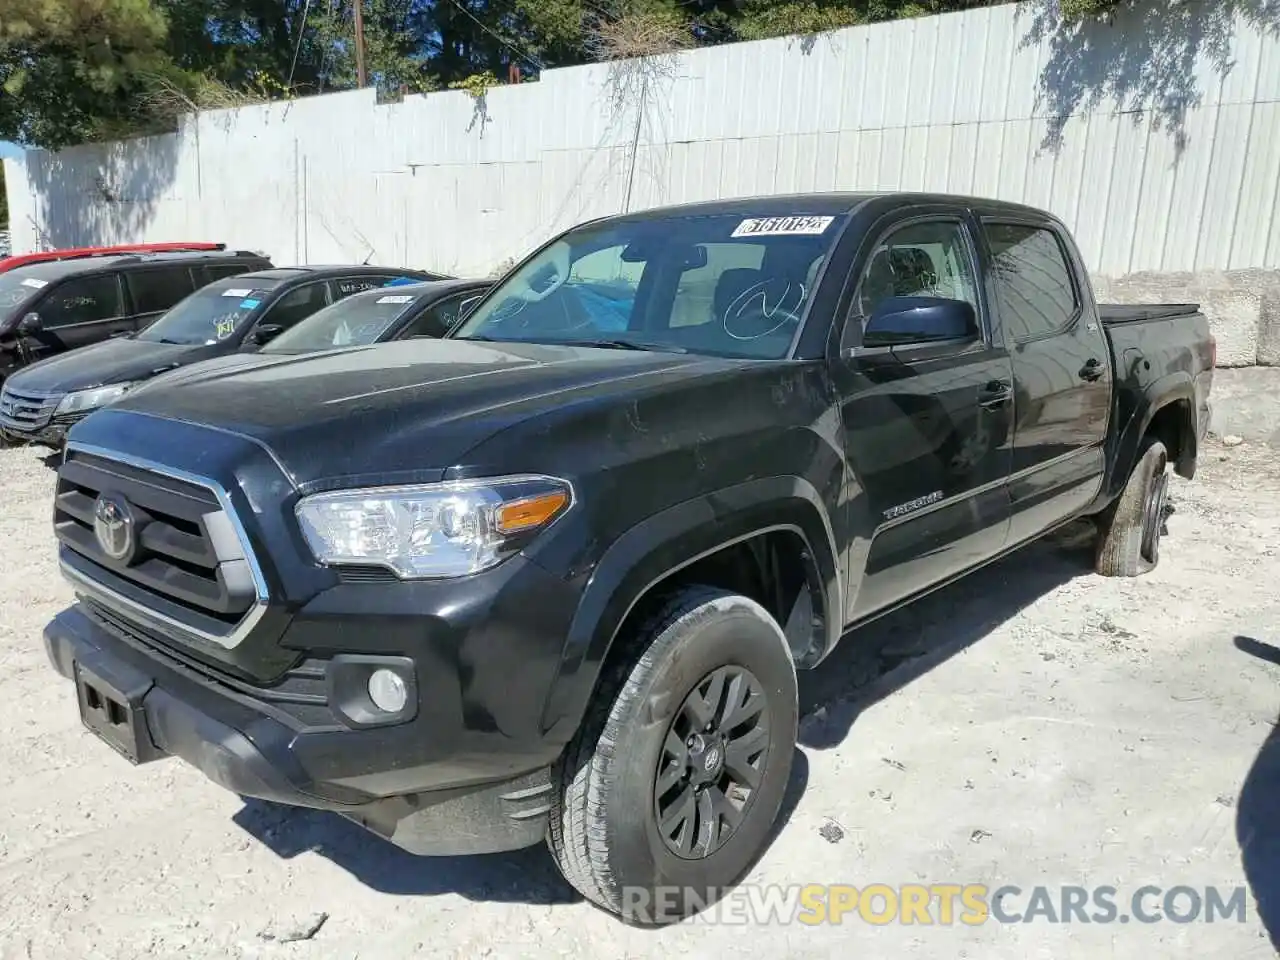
368,669,408,713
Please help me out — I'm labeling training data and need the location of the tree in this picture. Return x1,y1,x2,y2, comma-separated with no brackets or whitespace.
0,0,199,149
0,0,1137,153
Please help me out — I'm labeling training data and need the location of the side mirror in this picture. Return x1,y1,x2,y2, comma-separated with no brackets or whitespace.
17,312,42,336
861,297,977,348
251,323,284,345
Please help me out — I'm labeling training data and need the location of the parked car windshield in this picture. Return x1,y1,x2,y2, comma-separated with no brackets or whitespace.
450,212,844,359
136,279,282,345
261,289,420,353
0,271,47,317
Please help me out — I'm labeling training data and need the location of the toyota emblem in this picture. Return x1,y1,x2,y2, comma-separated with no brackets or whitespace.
703,746,721,772
93,493,136,563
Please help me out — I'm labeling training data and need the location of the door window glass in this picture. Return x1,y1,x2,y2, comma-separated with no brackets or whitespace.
985,223,1078,342
39,275,124,329
126,266,196,314
856,221,979,321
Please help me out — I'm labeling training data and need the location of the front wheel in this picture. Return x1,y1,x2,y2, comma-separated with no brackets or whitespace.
547,586,798,924
1094,437,1170,577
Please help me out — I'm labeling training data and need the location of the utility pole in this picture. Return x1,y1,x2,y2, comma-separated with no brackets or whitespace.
353,0,368,88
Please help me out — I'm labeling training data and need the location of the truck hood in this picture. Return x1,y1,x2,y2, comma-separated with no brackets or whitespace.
104,338,712,486
8,337,222,393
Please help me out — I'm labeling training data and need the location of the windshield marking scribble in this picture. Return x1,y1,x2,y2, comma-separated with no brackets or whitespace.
722,281,807,341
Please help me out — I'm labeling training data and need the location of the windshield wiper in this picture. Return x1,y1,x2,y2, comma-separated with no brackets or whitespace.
456,334,687,353
557,338,687,353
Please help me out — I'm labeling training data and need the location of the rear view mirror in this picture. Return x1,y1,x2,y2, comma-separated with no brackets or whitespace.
251,323,284,345
458,295,482,320
680,245,708,270
861,297,977,348
17,312,42,336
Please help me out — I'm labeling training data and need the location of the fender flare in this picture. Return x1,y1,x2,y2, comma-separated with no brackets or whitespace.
538,475,842,738
1110,372,1197,497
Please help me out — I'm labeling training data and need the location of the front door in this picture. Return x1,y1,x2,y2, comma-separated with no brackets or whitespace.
22,272,129,365
832,214,1015,622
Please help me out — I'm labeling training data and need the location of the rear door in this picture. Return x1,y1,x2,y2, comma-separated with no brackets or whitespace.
123,265,198,330
23,272,129,362
832,209,1015,621
978,218,1112,545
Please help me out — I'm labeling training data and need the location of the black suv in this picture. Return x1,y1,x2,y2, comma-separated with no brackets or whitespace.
0,264,441,446
0,249,272,383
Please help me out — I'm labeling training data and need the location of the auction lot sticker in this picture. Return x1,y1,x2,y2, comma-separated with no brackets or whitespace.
731,216,835,238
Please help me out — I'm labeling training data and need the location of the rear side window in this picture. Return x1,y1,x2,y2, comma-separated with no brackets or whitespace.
985,223,1078,342
200,262,257,284
332,276,394,299
39,274,124,329
126,266,196,314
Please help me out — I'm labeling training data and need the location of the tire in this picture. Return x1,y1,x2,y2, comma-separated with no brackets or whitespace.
1094,437,1170,577
547,586,798,925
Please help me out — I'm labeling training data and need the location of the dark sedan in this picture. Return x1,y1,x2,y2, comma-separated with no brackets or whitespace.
0,264,447,447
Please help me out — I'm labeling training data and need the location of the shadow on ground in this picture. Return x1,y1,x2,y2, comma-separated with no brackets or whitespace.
234,750,811,908
797,519,1096,749
234,520,1095,909
1234,634,1280,949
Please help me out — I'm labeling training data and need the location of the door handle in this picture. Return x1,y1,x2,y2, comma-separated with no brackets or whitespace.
977,379,1012,409
1079,358,1104,381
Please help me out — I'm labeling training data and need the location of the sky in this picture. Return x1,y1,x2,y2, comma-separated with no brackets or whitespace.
0,142,23,159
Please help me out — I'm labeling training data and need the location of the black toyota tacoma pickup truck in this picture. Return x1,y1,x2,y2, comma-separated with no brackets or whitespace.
42,193,1214,923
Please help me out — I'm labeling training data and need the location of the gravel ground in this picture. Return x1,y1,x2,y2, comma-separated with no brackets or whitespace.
2,435,1280,959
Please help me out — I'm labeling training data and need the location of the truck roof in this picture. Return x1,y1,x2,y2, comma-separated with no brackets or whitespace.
607,191,1057,224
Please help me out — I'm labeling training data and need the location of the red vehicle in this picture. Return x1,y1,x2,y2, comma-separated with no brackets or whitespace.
0,242,226,274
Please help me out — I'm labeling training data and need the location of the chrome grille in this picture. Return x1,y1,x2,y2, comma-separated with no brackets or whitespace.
0,385,60,430
54,445,267,649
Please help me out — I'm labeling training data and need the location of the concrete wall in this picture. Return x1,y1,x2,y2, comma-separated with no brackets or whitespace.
5,0,1280,364
1093,270,1280,367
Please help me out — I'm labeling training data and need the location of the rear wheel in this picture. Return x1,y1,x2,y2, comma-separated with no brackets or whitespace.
547,586,798,924
1095,437,1169,577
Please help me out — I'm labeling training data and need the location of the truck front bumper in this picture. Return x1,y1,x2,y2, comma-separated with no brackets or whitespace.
44,603,556,856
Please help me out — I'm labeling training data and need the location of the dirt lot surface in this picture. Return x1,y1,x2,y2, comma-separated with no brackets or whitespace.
2,435,1280,959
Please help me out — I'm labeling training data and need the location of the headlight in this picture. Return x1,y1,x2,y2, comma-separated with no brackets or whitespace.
294,475,573,579
55,382,135,415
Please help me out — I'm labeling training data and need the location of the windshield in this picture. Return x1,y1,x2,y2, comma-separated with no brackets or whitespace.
262,290,418,353
0,272,47,318
137,279,281,345
451,213,841,359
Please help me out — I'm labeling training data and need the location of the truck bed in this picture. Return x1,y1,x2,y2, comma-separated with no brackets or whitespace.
1099,303,1202,325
